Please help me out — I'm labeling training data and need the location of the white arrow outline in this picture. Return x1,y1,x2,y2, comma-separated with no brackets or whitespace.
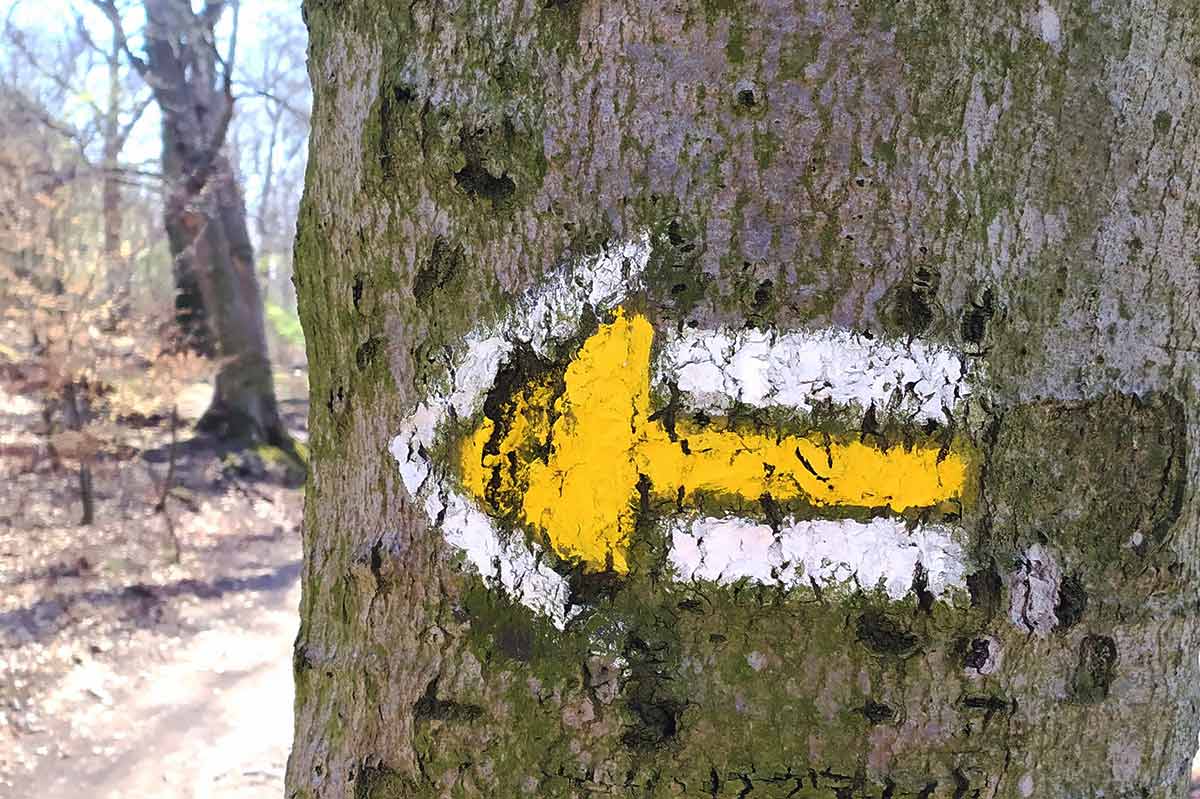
391,231,974,628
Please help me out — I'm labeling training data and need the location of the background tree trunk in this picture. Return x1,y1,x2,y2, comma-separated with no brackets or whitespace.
133,0,289,445
289,1,1200,797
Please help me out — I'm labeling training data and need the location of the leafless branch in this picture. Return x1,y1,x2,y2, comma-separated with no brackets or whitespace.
4,24,105,119
234,87,310,124
90,0,149,77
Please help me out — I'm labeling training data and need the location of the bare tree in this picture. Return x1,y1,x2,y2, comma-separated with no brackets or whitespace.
96,0,291,447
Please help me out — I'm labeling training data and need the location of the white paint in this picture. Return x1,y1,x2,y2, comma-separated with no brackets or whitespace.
390,228,980,626
1018,773,1035,798
439,492,575,628
1037,0,1061,48
517,233,652,357
1008,544,1062,635
668,517,967,600
389,232,653,627
658,326,970,423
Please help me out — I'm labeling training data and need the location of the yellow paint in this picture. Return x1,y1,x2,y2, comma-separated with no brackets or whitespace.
460,309,972,573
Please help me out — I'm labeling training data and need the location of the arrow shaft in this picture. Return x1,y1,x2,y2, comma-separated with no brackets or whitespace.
460,310,971,574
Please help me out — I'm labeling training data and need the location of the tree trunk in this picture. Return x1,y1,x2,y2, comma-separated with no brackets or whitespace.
141,0,289,445
289,2,1200,797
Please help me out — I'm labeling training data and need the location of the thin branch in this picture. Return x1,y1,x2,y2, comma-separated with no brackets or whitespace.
114,91,154,150
72,9,109,62
90,0,148,77
234,86,310,124
4,25,105,119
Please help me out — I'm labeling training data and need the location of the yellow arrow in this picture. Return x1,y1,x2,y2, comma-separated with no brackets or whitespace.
460,310,972,574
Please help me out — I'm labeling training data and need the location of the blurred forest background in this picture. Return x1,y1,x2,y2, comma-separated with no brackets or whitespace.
0,1,311,795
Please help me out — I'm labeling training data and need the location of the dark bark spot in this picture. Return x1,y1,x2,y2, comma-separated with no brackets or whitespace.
859,700,895,724
752,279,773,313
355,337,385,371
489,619,532,660
647,381,681,441
885,264,939,336
855,610,919,656
377,82,416,175
355,763,413,799
413,237,464,302
454,161,516,206
621,632,685,751
1071,635,1118,703
962,637,991,671
413,677,485,723
911,562,935,614
454,126,517,209
961,694,1011,712
1053,573,1087,631
666,219,694,251
960,288,995,344
960,693,1014,729
985,393,1187,565
736,88,757,108
966,562,1003,619
622,694,684,751
351,272,365,310
952,769,972,799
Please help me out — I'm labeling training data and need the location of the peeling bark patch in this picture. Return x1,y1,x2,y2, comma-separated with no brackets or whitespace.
1007,544,1062,636
1071,635,1118,704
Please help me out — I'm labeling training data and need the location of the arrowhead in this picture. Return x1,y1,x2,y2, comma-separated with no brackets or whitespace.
461,310,972,575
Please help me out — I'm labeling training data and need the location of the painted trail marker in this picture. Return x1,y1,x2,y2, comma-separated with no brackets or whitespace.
392,232,975,627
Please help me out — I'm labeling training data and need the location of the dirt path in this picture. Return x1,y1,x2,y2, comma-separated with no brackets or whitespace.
7,570,299,799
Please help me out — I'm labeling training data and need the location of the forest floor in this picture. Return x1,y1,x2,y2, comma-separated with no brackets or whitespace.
0,365,308,799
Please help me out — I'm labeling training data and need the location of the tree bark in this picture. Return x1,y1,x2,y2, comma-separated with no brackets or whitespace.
289,2,1200,797
137,0,289,445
